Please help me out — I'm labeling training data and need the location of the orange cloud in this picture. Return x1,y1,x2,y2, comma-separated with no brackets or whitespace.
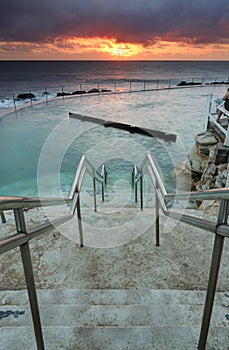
0,36,229,60
1,0,229,61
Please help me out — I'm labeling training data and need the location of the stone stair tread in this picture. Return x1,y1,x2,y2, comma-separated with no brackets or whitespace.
0,303,228,327
1,325,229,350
48,206,155,247
1,289,229,306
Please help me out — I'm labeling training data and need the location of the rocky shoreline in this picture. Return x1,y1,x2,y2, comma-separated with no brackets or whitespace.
173,127,229,214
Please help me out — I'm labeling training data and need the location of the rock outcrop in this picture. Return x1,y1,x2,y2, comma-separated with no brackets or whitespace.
174,130,229,193
88,88,100,93
17,93,36,99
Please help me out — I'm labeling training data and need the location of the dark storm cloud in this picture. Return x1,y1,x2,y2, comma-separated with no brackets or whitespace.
0,0,228,45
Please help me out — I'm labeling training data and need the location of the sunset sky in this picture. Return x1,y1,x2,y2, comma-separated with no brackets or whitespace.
0,0,229,60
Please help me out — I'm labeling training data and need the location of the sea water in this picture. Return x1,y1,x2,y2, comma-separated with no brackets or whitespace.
0,61,228,198
0,60,229,108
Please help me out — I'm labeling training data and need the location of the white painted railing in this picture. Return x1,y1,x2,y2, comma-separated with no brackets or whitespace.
204,94,229,146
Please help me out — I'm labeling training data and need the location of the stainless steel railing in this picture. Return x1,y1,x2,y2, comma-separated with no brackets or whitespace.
0,154,107,350
68,154,107,246
133,152,229,350
1,149,229,349
101,163,107,201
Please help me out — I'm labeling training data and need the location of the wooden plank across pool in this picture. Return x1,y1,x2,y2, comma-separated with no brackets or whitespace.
69,112,177,143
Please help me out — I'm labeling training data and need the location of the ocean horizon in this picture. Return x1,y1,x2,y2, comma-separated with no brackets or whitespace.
0,60,229,108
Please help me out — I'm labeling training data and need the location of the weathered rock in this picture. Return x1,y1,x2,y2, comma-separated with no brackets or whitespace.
88,88,100,93
195,161,217,191
56,92,71,97
215,164,228,188
195,131,218,155
188,144,209,174
175,126,228,211
177,81,201,87
72,90,86,95
101,89,112,92
195,132,218,145
210,81,227,85
198,200,219,215
177,81,187,86
171,160,191,176
17,93,36,99
170,160,193,191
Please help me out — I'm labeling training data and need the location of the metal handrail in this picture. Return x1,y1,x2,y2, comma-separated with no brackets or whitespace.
101,163,107,201
0,196,71,211
1,150,229,349
0,154,107,350
68,155,105,203
165,187,229,201
132,165,140,202
134,152,229,208
133,152,229,349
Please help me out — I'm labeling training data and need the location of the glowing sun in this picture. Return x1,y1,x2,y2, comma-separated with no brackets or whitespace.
112,45,131,57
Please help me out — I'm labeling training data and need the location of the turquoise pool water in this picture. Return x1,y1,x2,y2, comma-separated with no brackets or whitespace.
0,86,226,197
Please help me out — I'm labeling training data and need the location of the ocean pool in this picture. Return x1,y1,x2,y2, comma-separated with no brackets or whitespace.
0,85,226,198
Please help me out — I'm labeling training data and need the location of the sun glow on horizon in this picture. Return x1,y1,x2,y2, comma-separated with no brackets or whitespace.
0,36,229,60
68,38,143,59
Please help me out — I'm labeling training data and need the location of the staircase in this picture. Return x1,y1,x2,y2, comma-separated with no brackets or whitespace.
1,289,229,350
1,154,229,349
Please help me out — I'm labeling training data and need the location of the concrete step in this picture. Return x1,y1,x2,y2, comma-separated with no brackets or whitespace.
0,289,228,328
1,325,229,350
0,289,228,349
45,206,155,247
1,288,229,307
80,176,155,209
0,303,228,327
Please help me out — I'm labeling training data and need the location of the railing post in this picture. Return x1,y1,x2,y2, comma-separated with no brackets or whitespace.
13,93,17,110
0,210,6,223
30,91,33,106
104,167,107,186
203,94,212,131
44,87,48,102
14,208,45,350
101,164,106,202
93,175,97,212
101,181,105,202
76,194,84,247
198,199,228,350
132,168,134,189
20,243,45,350
140,175,143,211
135,179,138,203
155,182,160,246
